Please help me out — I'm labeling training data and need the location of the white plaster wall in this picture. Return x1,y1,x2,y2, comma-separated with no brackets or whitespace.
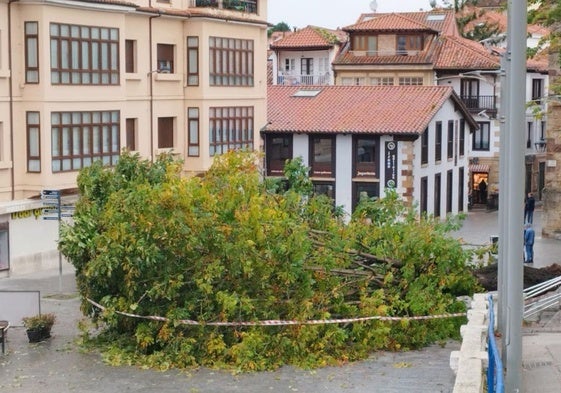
293,134,309,162
335,134,353,214
412,100,470,216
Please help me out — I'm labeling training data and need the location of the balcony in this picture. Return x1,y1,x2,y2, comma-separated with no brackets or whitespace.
276,73,331,86
191,0,257,13
460,95,497,118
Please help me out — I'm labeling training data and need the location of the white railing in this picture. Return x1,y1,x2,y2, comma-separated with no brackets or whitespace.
276,73,331,86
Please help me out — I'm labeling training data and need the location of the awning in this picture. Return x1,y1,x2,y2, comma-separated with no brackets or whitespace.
469,164,490,173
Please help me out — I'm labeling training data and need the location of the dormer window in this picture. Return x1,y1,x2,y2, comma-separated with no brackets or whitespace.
352,35,377,55
396,35,423,55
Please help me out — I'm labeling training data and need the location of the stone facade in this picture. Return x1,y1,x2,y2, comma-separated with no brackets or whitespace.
542,50,561,239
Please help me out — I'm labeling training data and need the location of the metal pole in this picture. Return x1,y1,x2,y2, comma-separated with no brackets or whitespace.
58,193,62,293
498,34,509,339
504,0,527,391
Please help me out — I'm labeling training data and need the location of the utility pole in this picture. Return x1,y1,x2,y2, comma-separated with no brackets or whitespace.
501,0,526,391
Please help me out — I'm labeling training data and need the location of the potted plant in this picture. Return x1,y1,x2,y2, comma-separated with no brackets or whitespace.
22,313,56,343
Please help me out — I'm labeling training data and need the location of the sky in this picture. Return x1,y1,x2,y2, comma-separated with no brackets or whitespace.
268,0,447,30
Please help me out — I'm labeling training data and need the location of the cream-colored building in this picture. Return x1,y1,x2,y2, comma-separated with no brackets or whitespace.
0,0,268,275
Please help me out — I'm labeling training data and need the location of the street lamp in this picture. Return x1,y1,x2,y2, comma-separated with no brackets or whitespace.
535,138,547,152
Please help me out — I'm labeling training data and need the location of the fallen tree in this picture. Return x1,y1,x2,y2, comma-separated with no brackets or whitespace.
59,151,480,371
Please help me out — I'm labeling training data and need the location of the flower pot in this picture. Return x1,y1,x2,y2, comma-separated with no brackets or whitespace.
26,327,51,343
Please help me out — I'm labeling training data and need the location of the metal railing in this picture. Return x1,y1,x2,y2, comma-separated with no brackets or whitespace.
191,0,257,13
460,95,497,112
523,275,561,319
487,295,504,393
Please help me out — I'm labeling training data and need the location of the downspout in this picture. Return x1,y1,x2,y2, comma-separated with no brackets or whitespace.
8,0,18,200
149,13,161,162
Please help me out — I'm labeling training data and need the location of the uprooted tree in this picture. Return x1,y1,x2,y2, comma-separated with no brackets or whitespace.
59,151,480,371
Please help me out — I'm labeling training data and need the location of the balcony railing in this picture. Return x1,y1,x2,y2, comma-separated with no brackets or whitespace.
277,73,331,86
191,0,257,13
460,95,497,116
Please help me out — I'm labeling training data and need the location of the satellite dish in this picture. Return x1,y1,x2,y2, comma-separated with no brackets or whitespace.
369,0,377,12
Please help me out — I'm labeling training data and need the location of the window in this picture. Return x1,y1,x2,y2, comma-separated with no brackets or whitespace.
447,120,454,159
396,35,423,54
527,122,533,149
157,44,174,73
459,119,465,156
51,111,120,172
447,170,453,213
434,173,441,217
209,37,254,86
460,79,479,108
532,78,543,103
266,134,292,176
420,176,428,215
435,121,442,162
313,181,335,199
370,77,394,86
125,39,136,73
209,106,254,156
125,118,136,151
473,122,490,151
25,22,39,83
50,23,119,85
310,135,335,177
187,36,199,85
541,121,546,139
341,77,366,86
354,136,378,177
158,117,174,148
352,35,377,54
398,77,423,86
301,58,313,84
284,58,295,72
27,112,41,172
353,182,379,210
458,167,464,212
188,108,199,156
0,222,8,271
421,127,428,165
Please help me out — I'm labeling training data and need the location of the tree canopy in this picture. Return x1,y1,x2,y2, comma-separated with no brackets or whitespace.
60,151,480,371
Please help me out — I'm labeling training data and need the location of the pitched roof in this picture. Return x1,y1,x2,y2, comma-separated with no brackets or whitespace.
460,7,549,37
354,10,458,36
270,26,347,49
344,13,437,33
434,35,500,70
265,85,475,135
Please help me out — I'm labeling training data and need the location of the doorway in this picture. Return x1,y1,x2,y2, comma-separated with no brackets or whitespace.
471,172,489,205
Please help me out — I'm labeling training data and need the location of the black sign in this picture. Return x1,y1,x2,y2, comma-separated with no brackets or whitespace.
385,141,398,189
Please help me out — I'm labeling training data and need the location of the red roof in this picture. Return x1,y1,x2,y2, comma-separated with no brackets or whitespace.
270,26,347,49
434,35,500,70
354,10,458,36
344,13,437,33
265,85,474,135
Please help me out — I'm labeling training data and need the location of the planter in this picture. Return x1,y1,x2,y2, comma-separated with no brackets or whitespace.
26,327,50,343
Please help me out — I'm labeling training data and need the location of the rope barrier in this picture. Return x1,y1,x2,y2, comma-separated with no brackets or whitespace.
87,298,467,327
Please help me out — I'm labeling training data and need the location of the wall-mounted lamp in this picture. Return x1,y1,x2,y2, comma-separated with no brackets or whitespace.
535,138,547,153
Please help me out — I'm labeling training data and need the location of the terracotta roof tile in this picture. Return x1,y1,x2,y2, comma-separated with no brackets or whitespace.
460,7,550,36
355,11,458,36
344,13,437,33
266,85,472,135
270,26,347,49
434,35,500,70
